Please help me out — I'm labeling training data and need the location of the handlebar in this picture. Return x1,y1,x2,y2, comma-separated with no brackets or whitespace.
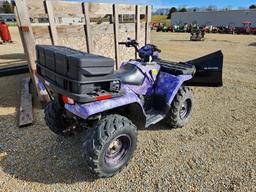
118,39,139,52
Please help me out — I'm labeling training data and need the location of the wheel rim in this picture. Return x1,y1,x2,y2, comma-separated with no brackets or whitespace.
105,134,131,167
179,99,192,120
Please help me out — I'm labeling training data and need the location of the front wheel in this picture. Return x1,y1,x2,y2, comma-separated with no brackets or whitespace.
165,86,193,128
82,114,138,178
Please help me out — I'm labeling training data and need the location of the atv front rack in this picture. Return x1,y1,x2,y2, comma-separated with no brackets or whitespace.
156,59,196,76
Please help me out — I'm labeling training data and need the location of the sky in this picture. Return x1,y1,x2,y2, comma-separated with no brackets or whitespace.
81,0,256,9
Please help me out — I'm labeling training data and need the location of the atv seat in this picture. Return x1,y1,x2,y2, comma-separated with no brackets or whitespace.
115,63,145,86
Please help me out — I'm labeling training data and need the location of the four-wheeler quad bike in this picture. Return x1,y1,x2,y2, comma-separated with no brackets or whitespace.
36,39,223,178
236,21,256,35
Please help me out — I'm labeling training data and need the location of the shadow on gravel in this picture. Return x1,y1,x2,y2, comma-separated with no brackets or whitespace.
139,122,173,131
0,113,97,184
0,74,94,184
248,42,256,46
0,53,26,60
0,116,172,185
169,39,190,42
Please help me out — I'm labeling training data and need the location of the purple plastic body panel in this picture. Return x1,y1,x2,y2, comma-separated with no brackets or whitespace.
122,61,160,96
64,86,145,119
38,80,46,92
50,60,192,121
155,72,192,105
64,75,192,120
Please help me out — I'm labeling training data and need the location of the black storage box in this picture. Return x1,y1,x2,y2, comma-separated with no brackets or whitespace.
36,45,122,103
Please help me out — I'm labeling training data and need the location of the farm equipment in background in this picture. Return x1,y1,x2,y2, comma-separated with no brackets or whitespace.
173,25,185,32
218,24,236,34
236,21,256,35
156,24,173,32
204,25,219,33
167,26,173,32
156,24,163,32
190,24,205,41
162,25,168,32
227,23,236,34
151,22,158,30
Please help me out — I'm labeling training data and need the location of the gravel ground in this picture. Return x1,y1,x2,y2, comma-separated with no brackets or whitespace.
0,27,26,69
0,29,256,191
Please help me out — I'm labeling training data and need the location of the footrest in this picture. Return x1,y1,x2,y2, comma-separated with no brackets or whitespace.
145,111,165,128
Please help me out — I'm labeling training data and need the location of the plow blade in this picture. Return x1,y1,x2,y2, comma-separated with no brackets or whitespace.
185,50,223,87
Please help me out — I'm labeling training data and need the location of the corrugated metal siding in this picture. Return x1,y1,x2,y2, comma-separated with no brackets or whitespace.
171,10,256,27
0,14,16,20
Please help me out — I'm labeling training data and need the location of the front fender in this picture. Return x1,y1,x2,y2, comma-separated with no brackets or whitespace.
64,88,145,119
154,72,192,106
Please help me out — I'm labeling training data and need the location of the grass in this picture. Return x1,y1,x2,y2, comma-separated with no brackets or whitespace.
6,22,17,27
152,15,170,26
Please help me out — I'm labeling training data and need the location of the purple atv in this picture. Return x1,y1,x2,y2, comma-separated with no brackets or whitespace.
36,39,223,178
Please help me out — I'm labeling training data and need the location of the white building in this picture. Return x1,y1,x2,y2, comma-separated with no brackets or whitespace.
171,10,256,27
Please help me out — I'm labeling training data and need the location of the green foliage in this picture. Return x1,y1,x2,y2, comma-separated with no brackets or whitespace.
167,7,177,19
249,4,256,9
179,8,187,12
1,1,14,13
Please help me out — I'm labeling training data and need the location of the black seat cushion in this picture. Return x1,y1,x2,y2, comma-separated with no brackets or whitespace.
115,64,145,86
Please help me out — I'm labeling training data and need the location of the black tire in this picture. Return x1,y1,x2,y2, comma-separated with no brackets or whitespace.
166,86,193,128
44,100,73,136
82,114,138,178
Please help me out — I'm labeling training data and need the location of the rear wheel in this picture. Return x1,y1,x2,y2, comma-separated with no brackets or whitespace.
165,86,193,128
82,114,137,178
44,100,74,136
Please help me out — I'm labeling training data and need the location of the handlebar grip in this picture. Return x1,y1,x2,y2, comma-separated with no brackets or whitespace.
118,42,127,45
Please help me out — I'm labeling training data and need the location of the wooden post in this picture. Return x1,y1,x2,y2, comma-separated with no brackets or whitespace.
14,5,26,53
82,2,93,53
14,0,49,103
19,77,33,127
45,0,59,45
135,5,140,58
113,4,120,69
145,5,151,44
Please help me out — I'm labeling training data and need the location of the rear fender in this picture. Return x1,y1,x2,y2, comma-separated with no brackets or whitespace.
64,87,145,120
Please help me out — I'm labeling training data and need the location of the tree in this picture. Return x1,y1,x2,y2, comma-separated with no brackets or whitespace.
179,7,187,12
249,4,256,9
2,1,14,13
167,7,177,19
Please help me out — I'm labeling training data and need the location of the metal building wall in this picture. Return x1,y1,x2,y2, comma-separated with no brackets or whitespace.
0,14,16,21
171,10,256,27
